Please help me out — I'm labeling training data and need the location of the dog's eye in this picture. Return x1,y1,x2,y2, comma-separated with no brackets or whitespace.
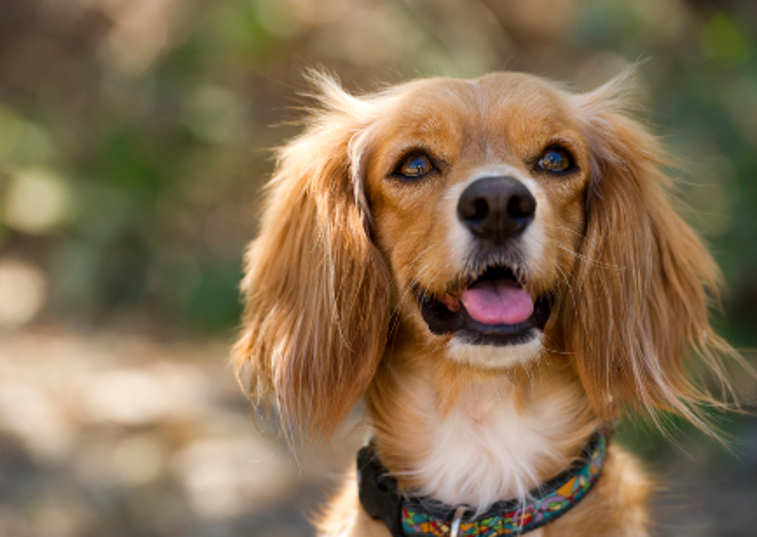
537,147,573,173
396,154,432,179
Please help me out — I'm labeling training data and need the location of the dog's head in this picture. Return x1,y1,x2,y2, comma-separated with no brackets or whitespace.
234,70,733,440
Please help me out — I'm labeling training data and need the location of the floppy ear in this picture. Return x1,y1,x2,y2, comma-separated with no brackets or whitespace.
232,76,391,441
564,73,735,427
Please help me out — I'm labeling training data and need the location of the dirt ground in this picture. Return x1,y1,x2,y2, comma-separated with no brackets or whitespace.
0,327,755,537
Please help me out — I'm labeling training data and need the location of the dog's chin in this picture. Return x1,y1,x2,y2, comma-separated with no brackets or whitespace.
416,265,551,368
446,333,544,369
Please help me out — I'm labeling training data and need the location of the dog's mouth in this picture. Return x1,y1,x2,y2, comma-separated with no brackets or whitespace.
416,265,551,346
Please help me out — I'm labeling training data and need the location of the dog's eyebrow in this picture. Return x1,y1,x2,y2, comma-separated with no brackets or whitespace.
524,134,583,161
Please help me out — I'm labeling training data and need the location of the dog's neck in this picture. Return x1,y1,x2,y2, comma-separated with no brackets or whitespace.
366,343,599,510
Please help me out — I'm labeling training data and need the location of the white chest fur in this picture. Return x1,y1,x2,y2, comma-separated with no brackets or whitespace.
409,375,590,510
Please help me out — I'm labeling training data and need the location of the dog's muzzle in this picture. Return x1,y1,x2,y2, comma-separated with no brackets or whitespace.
415,176,550,346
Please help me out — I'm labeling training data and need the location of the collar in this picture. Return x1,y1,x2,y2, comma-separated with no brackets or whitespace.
357,430,607,537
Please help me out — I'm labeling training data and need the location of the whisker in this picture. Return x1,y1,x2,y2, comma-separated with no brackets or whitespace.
555,244,626,270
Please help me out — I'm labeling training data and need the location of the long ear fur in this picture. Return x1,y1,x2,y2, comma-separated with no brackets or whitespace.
232,74,391,441
565,71,738,430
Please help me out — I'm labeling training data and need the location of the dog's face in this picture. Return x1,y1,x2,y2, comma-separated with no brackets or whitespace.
234,71,731,439
363,74,591,368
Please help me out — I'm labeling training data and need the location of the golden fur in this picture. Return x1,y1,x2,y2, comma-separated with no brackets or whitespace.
233,70,739,536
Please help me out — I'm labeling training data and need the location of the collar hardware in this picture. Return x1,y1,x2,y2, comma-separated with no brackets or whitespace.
449,507,467,537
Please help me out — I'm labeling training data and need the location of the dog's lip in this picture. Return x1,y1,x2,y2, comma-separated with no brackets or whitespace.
441,266,523,300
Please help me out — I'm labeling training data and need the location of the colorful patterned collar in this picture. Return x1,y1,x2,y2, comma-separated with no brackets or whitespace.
357,430,607,537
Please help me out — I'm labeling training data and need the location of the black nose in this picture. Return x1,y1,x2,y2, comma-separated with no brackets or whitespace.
457,176,536,243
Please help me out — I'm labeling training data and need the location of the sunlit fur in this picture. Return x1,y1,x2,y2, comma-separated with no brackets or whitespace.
233,69,741,536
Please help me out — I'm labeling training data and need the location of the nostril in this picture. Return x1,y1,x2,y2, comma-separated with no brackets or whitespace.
471,198,489,221
508,194,536,219
458,196,490,222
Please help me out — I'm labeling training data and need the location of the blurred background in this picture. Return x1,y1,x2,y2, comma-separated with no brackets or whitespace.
0,0,756,535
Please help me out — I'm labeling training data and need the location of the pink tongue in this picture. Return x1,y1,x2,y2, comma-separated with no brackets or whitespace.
460,278,534,325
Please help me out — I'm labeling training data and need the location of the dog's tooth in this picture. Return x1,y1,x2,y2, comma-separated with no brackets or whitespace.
441,295,461,312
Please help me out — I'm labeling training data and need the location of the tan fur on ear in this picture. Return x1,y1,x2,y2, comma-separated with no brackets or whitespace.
232,74,391,441
565,72,738,430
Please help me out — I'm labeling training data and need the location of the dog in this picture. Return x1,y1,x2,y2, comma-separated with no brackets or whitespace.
232,70,738,536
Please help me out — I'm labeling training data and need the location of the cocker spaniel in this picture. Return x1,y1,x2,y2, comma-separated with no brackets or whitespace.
233,70,738,537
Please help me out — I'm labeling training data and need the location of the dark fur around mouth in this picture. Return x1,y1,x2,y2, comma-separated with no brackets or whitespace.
415,265,552,346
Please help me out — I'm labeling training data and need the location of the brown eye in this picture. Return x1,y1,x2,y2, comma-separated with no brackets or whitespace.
537,147,573,173
396,154,432,179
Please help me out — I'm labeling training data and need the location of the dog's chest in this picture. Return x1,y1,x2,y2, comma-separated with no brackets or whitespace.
411,379,582,509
